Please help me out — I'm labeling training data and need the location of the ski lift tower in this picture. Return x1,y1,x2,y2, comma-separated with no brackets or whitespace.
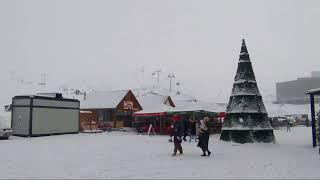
168,73,175,93
152,70,162,89
38,73,47,86
176,80,181,95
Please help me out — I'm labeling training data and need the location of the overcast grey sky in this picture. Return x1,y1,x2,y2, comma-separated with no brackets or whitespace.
0,0,319,102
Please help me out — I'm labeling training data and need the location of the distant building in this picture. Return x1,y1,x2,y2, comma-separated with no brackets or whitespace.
311,71,320,78
275,72,320,104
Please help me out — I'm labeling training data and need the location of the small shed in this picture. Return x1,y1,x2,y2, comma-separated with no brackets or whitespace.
11,93,80,137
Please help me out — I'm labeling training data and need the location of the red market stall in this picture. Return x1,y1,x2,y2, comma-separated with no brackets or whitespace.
133,111,172,134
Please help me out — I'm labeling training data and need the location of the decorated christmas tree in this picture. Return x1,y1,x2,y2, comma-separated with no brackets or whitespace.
220,39,275,143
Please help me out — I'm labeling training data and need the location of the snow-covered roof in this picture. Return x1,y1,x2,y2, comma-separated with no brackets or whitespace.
134,106,174,115
80,90,129,109
137,95,168,107
134,95,174,114
306,88,320,95
132,88,197,102
170,100,225,113
80,110,93,114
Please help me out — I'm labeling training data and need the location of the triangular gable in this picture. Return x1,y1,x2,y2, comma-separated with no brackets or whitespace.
164,96,175,107
116,90,143,112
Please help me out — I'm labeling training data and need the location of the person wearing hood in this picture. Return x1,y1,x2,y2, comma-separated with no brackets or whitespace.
171,115,183,156
197,117,211,156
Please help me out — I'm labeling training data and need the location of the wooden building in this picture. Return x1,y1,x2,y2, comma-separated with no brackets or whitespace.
80,90,142,130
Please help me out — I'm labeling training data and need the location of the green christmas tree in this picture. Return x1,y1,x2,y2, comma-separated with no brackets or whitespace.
220,39,275,143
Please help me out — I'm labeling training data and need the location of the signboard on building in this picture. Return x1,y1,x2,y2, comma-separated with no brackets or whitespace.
124,101,134,110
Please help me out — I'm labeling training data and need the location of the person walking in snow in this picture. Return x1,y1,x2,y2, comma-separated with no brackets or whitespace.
197,117,211,156
172,115,183,156
287,121,291,132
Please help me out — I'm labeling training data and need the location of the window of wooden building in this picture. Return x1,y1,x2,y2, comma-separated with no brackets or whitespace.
98,110,113,122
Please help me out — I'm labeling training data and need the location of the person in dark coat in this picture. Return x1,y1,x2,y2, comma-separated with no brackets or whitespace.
287,121,291,132
189,117,197,142
183,116,189,141
197,117,211,156
172,115,183,156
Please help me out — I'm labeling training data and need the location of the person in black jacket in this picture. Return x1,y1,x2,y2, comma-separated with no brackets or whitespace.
189,117,197,142
197,117,211,156
172,115,183,156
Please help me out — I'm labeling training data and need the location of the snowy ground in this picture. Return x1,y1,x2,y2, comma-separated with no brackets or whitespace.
0,127,319,179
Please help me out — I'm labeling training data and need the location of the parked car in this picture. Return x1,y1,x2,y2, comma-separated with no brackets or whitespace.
0,128,12,139
1,107,12,139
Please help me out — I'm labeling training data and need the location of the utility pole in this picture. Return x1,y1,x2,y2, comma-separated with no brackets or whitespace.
136,65,145,96
152,69,162,89
176,80,181,95
38,73,47,86
168,73,175,93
